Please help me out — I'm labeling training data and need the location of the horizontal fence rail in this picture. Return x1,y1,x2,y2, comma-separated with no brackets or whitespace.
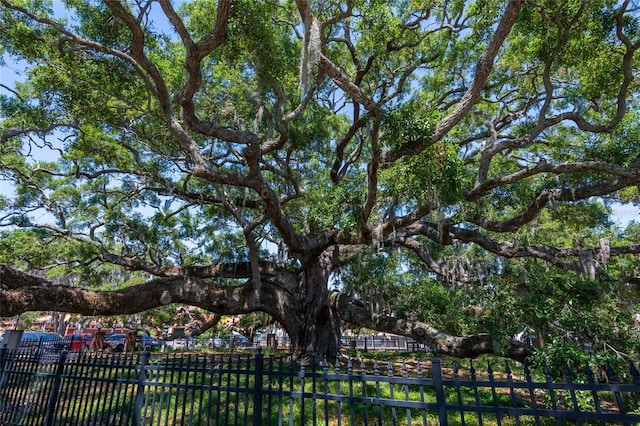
1,348,639,425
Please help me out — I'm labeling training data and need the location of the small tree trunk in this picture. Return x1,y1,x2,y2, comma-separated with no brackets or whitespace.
51,311,67,335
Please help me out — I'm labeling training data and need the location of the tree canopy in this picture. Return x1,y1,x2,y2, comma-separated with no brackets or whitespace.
1,0,640,362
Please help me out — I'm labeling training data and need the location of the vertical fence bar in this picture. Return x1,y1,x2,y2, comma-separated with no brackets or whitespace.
197,355,208,426
335,358,343,425
75,352,95,425
453,362,466,426
487,362,502,426
300,359,306,425
564,364,582,426
416,359,428,426
195,354,204,424
145,354,161,426
505,362,520,426
0,348,8,389
122,353,138,425
133,351,149,426
632,362,640,386
233,354,242,426
0,348,6,424
44,350,68,426
91,353,108,425
191,354,199,421
242,357,251,425
252,350,264,426
387,359,397,426
278,357,286,426
373,359,382,425
402,359,412,426
170,354,181,426
30,360,54,423
72,353,87,424
104,353,122,425
323,358,330,426
469,360,483,426
61,349,81,425
224,354,232,426
432,358,448,426
205,354,216,426
180,354,189,425
360,358,369,426
312,358,317,426
348,358,356,425
523,363,540,426
289,358,296,426
214,354,224,426
197,356,209,424
184,354,194,425
606,364,628,422
162,354,173,425
260,355,270,426
585,365,604,426
543,363,562,426
268,356,276,426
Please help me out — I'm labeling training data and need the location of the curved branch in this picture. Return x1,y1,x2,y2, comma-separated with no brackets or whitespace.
467,191,552,233
147,185,264,210
382,0,524,164
317,53,379,112
2,123,76,143
161,0,252,146
1,264,296,320
397,238,481,284
102,1,213,169
0,265,50,290
359,123,380,239
330,290,532,362
101,254,272,279
462,143,640,231
397,221,640,273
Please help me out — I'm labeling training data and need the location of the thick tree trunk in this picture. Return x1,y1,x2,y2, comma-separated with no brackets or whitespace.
274,254,342,363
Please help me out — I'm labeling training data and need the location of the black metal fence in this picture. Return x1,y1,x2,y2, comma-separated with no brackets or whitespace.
1,348,639,425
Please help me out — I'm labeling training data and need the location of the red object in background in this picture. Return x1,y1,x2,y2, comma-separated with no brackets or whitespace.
64,333,93,352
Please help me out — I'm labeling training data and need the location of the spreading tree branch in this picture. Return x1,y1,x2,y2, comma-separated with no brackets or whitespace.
330,291,533,362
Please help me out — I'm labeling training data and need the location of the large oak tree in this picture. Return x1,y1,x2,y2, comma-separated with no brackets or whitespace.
1,0,639,362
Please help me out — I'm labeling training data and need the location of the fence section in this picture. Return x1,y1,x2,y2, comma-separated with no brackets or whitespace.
1,348,639,425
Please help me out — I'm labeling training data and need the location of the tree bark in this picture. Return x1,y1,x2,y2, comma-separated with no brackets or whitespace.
1,263,531,362
330,291,533,362
282,255,342,362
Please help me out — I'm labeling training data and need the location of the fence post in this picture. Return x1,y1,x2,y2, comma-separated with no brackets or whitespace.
133,351,150,426
0,347,9,390
432,358,448,426
44,350,68,426
252,350,264,426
